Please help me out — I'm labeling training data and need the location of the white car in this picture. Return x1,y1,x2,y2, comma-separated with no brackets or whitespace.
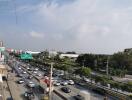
34,68,39,71
33,71,37,74
29,81,33,84
91,80,95,84
37,73,42,77
28,83,35,88
54,82,61,86
17,79,24,84
23,71,27,74
61,81,68,86
27,67,30,70
18,67,21,69
68,80,74,85
83,77,90,82
27,81,35,88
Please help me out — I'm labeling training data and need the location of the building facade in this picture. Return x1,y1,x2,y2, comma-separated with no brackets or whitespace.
0,41,7,83
0,41,5,64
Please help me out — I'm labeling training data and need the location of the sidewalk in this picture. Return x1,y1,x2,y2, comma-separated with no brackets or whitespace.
7,73,22,100
2,81,11,100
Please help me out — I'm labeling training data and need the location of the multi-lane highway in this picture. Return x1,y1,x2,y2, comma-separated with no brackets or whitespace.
8,58,63,100
8,57,126,100
17,60,114,100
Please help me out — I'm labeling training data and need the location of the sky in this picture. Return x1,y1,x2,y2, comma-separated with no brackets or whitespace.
0,0,132,54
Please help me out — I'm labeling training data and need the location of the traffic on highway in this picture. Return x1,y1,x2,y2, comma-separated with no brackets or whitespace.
7,57,116,100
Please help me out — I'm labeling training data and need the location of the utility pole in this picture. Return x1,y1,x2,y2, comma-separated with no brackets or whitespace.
82,58,85,67
49,62,53,100
94,59,97,71
106,56,109,77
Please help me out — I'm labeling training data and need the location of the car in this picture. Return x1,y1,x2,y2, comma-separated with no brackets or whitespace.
52,73,57,77
74,95,85,100
61,87,71,93
54,82,61,86
26,67,30,70
34,68,39,71
23,71,27,74
57,71,64,76
33,71,37,74
18,67,21,69
61,81,68,85
51,77,58,82
27,81,35,88
68,80,74,85
83,77,90,82
42,68,47,71
28,75,33,79
6,97,13,100
28,81,34,84
28,68,33,71
37,73,42,77
17,74,23,77
44,72,49,76
24,91,35,100
17,79,24,84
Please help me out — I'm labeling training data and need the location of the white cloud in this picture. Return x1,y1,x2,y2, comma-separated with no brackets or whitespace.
16,0,132,54
29,31,44,38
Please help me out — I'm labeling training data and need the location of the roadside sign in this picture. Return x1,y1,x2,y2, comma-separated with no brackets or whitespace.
0,47,5,52
20,53,33,59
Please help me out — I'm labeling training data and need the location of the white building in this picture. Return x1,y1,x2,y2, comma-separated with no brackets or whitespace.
26,51,40,54
59,54,79,59
48,50,58,58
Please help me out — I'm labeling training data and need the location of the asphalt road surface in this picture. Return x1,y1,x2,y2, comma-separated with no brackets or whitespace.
9,59,116,100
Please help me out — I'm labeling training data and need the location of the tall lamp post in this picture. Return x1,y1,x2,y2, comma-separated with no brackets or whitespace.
49,62,53,100
82,58,85,67
106,56,110,78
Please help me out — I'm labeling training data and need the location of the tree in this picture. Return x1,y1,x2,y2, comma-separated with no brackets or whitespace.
54,54,61,62
76,54,96,69
54,63,71,77
110,52,126,69
76,54,109,70
110,52,132,76
94,76,109,86
74,67,91,77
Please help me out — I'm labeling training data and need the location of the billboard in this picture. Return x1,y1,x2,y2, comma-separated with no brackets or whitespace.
0,47,5,52
20,53,33,60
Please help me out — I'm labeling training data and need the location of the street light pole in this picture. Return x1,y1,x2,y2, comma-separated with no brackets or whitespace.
106,56,109,77
82,58,85,67
49,62,53,100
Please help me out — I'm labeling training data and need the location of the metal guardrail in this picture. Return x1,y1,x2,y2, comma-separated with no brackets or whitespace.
53,90,68,100
71,77,131,100
6,80,14,100
91,83,129,100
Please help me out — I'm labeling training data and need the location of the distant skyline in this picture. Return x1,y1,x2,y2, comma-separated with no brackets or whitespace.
1,0,132,54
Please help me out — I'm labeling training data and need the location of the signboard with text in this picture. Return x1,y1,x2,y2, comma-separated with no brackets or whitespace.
20,53,33,60
0,47,5,52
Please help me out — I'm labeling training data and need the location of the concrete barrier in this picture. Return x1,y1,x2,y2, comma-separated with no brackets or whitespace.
6,80,13,100
53,90,68,100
